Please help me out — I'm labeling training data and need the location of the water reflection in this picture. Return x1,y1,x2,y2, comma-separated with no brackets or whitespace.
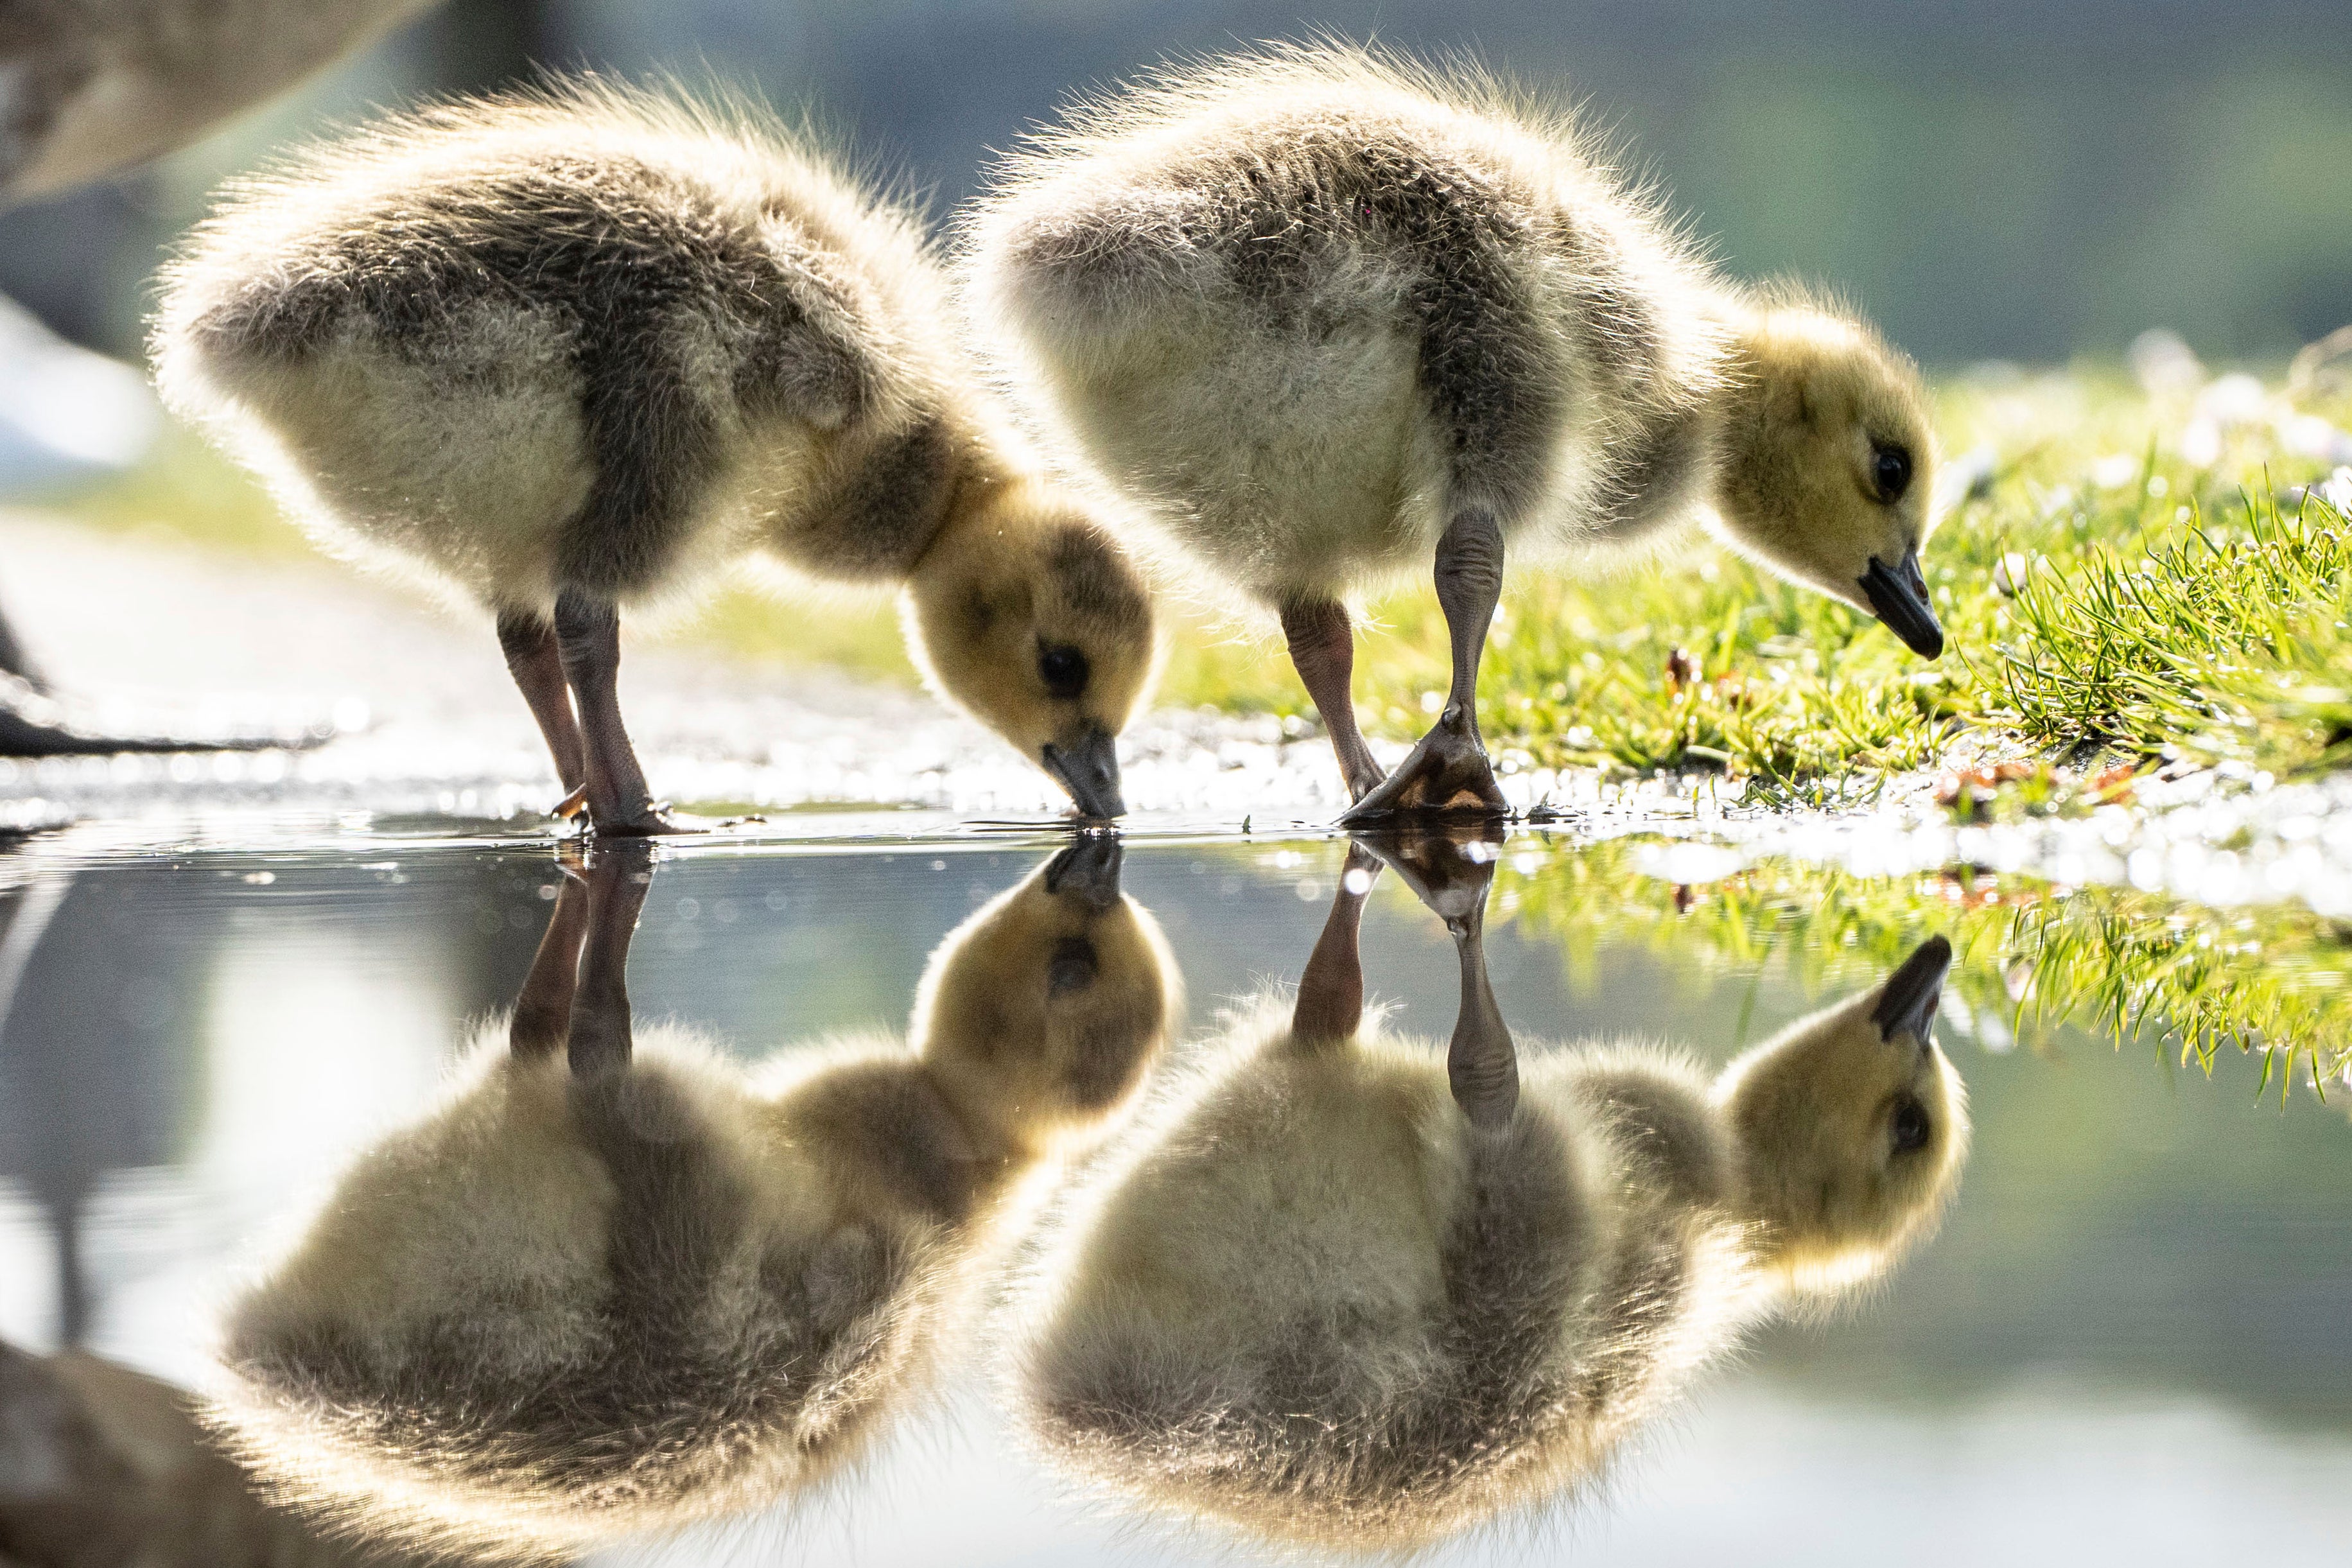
204,837,1175,1558
1014,830,1966,1551
0,828,2346,1565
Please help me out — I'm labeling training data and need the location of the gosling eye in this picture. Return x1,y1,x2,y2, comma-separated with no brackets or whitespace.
1039,643,1090,700
1890,1096,1931,1154
1870,442,1913,505
1047,936,1099,996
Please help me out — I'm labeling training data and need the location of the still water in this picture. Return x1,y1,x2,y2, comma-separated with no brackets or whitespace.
1,823,2347,1565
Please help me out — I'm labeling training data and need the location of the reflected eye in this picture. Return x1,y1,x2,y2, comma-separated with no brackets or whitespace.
1048,936,1098,996
1871,442,1913,505
1890,1096,1931,1154
1039,643,1090,699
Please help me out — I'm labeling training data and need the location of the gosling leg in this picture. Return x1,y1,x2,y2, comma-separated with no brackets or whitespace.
507,850,591,1059
565,839,654,1077
496,608,588,817
552,588,685,837
1280,597,1386,803
1291,839,1384,1043
1339,507,1508,821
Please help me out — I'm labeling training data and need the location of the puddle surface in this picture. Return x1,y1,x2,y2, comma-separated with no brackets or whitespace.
1,825,2346,1566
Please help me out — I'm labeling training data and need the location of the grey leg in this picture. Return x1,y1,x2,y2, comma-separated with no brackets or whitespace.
1280,597,1386,802
1292,839,1384,1044
1341,508,1510,821
0,598,46,692
1357,826,1519,1128
565,840,654,1077
552,588,683,836
496,608,588,814
507,852,591,1059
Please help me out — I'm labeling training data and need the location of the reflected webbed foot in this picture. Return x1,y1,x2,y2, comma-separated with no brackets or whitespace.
1351,820,1503,936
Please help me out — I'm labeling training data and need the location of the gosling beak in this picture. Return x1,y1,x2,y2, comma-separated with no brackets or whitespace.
1859,550,1944,659
1872,934,1953,1052
1041,722,1126,819
1044,833,1124,912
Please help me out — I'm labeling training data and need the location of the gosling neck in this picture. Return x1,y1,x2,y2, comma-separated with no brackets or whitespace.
906,443,1038,585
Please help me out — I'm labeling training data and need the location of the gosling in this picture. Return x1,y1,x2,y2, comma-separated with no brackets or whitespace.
155,82,1157,833
1009,843,1966,1551
962,44,1944,817
205,837,1177,1560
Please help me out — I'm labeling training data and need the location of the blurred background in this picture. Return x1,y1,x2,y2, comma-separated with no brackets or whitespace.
8,0,2352,367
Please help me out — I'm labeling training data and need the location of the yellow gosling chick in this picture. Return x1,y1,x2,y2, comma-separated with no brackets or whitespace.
1008,838,1966,1551
961,44,1942,817
204,837,1177,1561
153,81,1158,833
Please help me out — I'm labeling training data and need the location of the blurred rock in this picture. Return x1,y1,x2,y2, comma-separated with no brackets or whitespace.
0,0,442,203
0,1338,428,1567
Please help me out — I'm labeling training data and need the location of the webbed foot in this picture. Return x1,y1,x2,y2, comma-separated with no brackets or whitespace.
1338,703,1507,823
584,801,700,838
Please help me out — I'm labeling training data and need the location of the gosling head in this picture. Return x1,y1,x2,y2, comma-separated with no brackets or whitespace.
906,480,1158,819
1714,936,1969,1299
1712,301,1944,658
915,837,1179,1159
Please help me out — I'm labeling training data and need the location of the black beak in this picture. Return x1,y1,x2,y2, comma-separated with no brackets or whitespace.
1872,934,1953,1050
1042,722,1126,819
1044,833,1124,912
1859,550,1944,659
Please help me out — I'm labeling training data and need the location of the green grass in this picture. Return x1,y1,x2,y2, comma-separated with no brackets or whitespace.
1491,837,2352,1101
54,369,2352,794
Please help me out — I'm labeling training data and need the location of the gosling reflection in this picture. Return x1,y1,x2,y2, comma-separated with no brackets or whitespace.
207,837,1176,1560
1013,831,1969,1553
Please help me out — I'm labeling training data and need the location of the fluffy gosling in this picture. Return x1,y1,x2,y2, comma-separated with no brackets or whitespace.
154,82,1157,832
204,837,1177,1560
963,45,1943,817
1009,839,1966,1551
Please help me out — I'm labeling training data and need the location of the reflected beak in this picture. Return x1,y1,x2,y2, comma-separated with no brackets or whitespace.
1042,722,1126,819
1859,550,1945,658
1044,833,1124,912
1872,934,1953,1050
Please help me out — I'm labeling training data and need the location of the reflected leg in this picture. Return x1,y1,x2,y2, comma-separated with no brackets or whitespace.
552,588,684,837
508,851,591,1059
1357,826,1518,1127
565,840,654,1077
497,607,588,817
1280,597,1386,803
1340,508,1509,821
1292,839,1384,1043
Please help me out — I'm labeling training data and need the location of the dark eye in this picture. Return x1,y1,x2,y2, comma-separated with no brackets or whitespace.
1048,936,1098,996
1871,442,1913,505
1039,643,1090,700
1890,1097,1931,1154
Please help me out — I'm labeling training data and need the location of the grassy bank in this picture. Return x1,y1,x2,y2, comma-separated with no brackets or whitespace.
55,365,2352,795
